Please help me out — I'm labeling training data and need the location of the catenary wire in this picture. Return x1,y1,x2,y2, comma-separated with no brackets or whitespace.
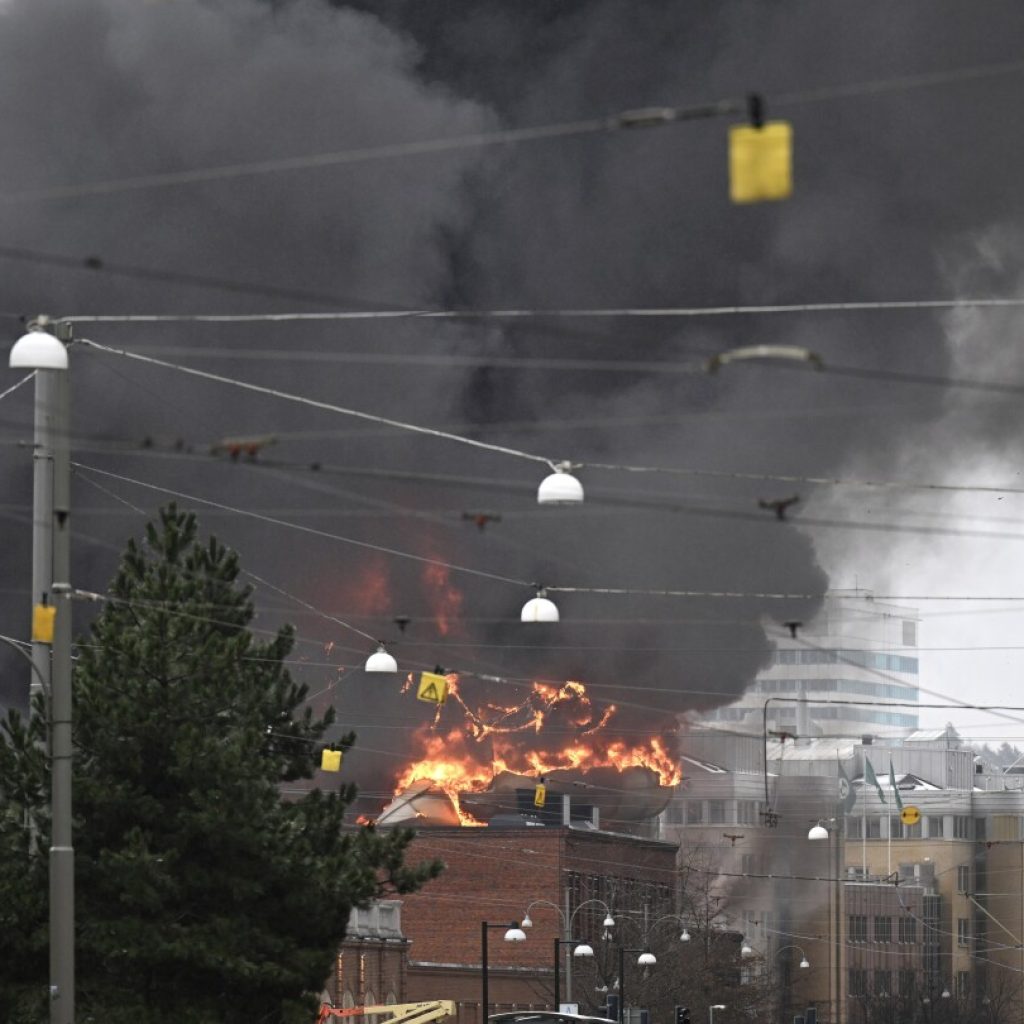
8,56,1024,202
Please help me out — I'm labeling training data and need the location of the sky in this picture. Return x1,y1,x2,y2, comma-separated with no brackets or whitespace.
2,0,1024,785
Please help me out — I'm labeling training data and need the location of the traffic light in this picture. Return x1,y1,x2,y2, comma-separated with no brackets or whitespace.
675,1007,690,1024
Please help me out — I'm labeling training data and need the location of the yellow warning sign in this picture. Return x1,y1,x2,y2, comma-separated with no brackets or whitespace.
320,749,343,772
729,121,793,204
32,604,56,644
534,784,547,808
417,671,449,705
900,805,921,826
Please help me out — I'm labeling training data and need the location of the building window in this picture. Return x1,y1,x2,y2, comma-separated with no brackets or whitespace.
665,804,684,825
874,970,891,996
737,800,757,825
874,917,892,943
975,818,987,841
903,620,917,646
849,915,868,943
898,917,917,944
957,972,970,998
709,800,727,824
890,815,902,839
899,971,915,996
867,817,882,839
741,853,755,875
957,865,970,894
927,816,944,839
847,816,863,839
687,801,704,825
958,918,970,947
849,970,868,997
903,820,922,838
954,816,971,839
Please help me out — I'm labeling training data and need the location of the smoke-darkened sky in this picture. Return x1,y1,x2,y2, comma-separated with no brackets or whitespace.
3,0,1024,789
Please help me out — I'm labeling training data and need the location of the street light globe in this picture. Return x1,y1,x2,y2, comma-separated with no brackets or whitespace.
521,914,533,929
364,644,398,673
680,929,691,942
637,952,656,967
603,914,616,928
799,957,810,969
10,331,68,370
521,591,559,623
504,927,527,943
807,824,829,841
740,942,753,958
537,467,584,505
573,943,595,958
941,989,951,1000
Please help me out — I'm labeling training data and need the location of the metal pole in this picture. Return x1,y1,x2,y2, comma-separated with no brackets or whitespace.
618,946,625,1024
29,368,55,710
481,922,489,1024
554,937,560,1010
49,352,73,1024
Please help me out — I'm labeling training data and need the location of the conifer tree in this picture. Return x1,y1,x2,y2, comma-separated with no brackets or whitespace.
0,506,441,1024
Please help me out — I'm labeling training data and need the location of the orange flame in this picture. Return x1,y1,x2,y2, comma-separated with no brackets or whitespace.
422,562,463,637
391,678,681,821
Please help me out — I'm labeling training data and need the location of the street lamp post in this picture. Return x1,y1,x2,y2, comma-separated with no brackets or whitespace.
709,1004,726,1024
553,937,595,1010
10,322,73,1024
809,819,844,1024
481,921,526,1024
617,946,655,1024
521,897,615,1004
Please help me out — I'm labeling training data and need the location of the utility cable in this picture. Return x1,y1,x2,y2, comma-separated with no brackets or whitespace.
78,338,556,469
0,370,35,403
60,296,1024,324
71,462,532,589
8,56,1024,203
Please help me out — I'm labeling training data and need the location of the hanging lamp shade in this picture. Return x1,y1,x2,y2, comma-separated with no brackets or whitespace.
364,644,398,672
573,944,595,958
521,590,559,623
504,927,527,942
807,824,829,840
10,331,68,370
537,464,584,505
799,957,810,969
637,952,657,966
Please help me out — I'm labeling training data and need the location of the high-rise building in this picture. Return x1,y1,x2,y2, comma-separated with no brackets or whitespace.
701,589,921,737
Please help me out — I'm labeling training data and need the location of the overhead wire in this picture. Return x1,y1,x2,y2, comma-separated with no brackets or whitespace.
8,56,1024,203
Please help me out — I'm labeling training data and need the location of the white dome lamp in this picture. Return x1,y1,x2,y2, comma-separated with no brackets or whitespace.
504,926,527,943
807,823,829,841
364,643,398,673
603,913,615,929
799,956,810,969
573,943,595,958
520,914,533,930
637,952,657,967
10,327,68,370
521,587,559,623
537,461,584,506
680,928,691,943
740,941,754,958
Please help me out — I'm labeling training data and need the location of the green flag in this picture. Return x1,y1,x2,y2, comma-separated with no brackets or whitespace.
838,758,857,814
889,760,904,812
864,757,886,804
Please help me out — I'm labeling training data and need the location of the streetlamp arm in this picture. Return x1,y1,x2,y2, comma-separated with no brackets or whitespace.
0,635,49,692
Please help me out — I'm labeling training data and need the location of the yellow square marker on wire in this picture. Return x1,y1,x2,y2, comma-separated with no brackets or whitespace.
534,783,547,808
321,749,343,772
417,671,449,705
32,604,56,644
729,121,793,203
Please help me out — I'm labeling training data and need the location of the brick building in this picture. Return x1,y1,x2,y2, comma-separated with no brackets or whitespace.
396,826,678,1024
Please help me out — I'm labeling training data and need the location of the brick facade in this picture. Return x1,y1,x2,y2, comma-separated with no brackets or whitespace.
396,827,678,1024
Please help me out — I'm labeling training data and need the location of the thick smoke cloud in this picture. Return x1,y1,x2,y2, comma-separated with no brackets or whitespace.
2,0,1023,798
